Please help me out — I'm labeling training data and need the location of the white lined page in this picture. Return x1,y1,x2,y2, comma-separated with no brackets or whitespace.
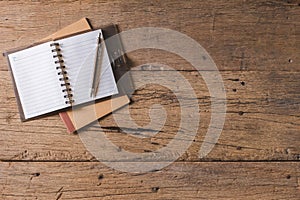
56,30,118,106
8,41,67,119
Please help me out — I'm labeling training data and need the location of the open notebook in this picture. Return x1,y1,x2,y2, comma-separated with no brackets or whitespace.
6,29,118,121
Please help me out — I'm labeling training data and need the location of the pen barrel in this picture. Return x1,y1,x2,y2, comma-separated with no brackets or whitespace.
91,35,104,98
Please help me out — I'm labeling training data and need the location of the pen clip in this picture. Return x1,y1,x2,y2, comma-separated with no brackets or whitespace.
97,33,102,45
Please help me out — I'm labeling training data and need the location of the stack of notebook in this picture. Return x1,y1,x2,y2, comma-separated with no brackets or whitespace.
4,18,132,133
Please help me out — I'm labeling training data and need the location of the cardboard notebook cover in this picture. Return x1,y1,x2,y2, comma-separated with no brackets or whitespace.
42,18,130,133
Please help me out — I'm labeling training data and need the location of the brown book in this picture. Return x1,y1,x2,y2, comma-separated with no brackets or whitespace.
44,18,131,133
60,95,130,133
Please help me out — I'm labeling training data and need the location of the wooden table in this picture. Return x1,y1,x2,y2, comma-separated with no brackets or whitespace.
0,0,299,199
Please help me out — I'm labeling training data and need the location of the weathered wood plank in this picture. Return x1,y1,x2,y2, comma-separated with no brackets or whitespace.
0,71,299,161
0,0,299,71
0,0,299,199
0,162,299,199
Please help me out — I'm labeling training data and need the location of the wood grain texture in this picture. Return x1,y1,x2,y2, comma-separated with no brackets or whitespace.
0,0,299,199
0,0,299,71
0,162,299,199
1,71,299,161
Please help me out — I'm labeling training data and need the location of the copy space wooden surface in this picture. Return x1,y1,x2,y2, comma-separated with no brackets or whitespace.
0,0,299,199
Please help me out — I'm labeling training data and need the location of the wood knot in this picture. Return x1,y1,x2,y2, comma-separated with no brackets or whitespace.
98,174,104,180
151,187,160,193
238,111,244,116
33,172,40,177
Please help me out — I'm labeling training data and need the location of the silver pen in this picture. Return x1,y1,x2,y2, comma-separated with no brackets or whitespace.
90,33,103,97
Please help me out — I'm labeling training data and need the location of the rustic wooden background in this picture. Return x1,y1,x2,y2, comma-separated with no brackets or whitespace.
0,0,299,199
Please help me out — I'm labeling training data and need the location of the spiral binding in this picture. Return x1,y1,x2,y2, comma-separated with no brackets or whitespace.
50,42,74,105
